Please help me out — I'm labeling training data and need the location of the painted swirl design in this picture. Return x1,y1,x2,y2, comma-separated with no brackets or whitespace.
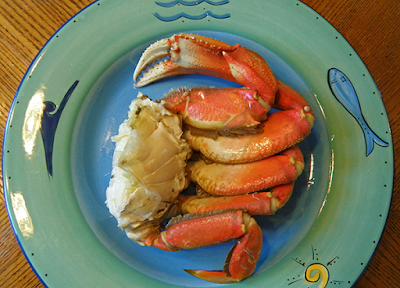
305,264,329,288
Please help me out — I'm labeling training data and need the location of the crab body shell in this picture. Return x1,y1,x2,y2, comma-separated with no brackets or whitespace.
105,93,192,244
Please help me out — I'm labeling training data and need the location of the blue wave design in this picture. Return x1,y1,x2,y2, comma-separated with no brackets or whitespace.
328,68,388,156
155,0,229,7
154,11,230,21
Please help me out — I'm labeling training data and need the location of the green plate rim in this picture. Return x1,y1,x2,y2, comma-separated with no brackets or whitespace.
3,0,394,287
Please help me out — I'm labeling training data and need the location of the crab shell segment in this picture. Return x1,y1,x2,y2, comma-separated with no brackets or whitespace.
133,33,277,107
180,182,295,216
187,145,304,196
164,87,268,130
184,107,314,164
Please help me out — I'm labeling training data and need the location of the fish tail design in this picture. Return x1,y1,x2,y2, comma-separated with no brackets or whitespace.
361,120,389,156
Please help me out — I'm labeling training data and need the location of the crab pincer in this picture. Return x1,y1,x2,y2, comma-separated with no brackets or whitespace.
151,210,262,284
134,33,278,110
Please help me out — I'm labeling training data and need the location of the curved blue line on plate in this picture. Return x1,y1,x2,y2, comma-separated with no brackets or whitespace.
155,0,229,7
154,11,230,21
40,80,79,176
328,68,388,156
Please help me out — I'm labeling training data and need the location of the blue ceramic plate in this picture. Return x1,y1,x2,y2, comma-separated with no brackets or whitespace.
3,1,393,287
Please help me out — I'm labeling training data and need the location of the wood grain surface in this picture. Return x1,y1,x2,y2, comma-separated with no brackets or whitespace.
1,0,399,287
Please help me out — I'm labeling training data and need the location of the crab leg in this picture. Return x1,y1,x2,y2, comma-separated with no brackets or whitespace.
134,33,315,125
181,182,295,215
186,212,262,283
185,107,313,163
274,80,314,116
187,146,304,196
222,46,278,106
150,210,262,284
164,87,268,130
134,33,277,107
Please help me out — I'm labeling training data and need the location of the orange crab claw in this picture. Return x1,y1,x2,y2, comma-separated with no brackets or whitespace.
164,87,268,130
187,146,303,196
149,209,263,285
134,33,277,107
134,34,239,87
185,214,262,284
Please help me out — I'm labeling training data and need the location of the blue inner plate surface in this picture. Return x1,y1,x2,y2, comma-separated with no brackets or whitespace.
71,31,330,286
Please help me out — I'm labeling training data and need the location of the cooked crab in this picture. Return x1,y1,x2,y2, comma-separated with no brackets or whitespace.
106,33,314,284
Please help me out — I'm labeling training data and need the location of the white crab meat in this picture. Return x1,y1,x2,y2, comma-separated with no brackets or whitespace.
106,93,192,242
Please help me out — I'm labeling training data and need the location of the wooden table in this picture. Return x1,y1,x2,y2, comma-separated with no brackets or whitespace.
1,1,399,287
